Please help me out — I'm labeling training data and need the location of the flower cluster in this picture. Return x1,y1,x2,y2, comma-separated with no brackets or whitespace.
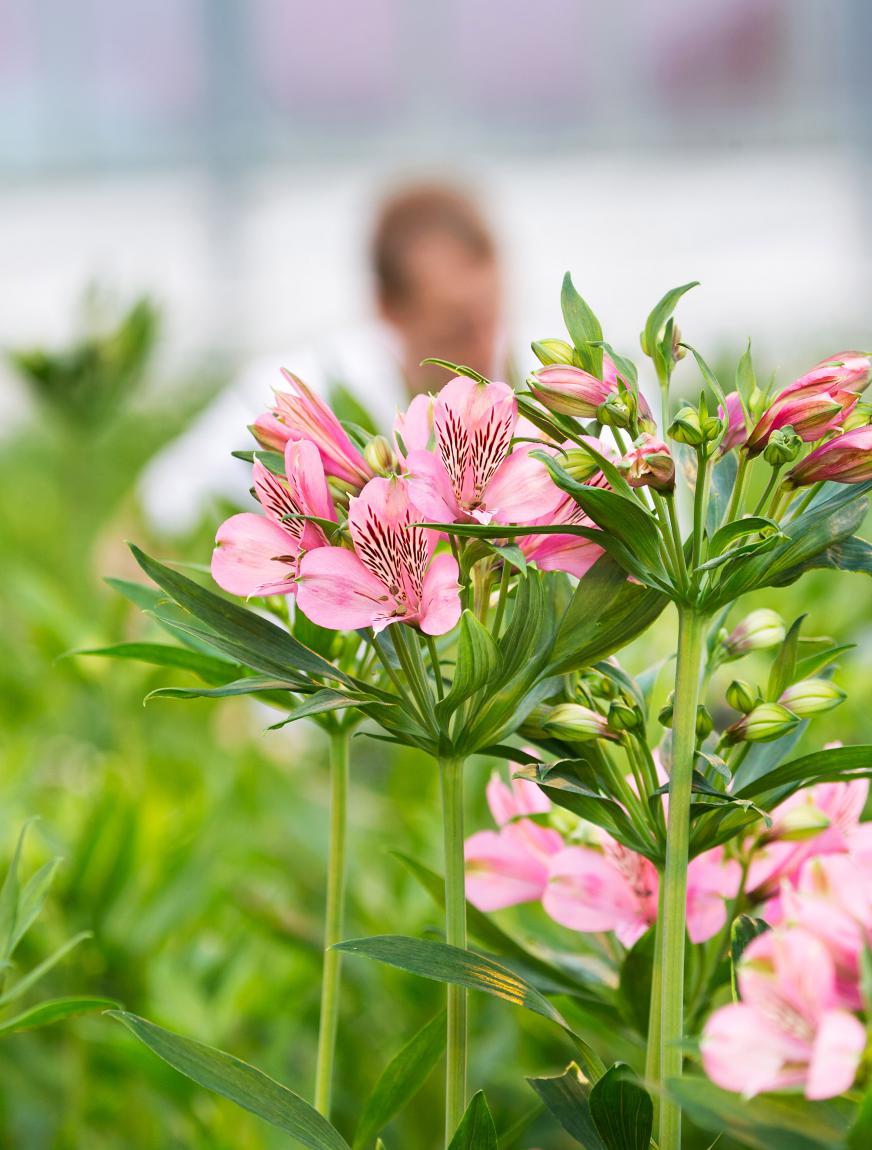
702,778,872,1100
465,766,741,946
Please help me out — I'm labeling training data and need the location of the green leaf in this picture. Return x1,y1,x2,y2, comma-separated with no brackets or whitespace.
353,1012,445,1150
549,557,668,675
666,1076,852,1150
267,689,380,730
561,273,603,378
0,932,91,1007
516,762,657,861
528,1062,607,1149
736,339,757,407
420,357,489,385
706,451,738,535
730,916,769,1000
682,343,728,411
642,282,699,363
436,612,500,724
617,928,654,1037
589,1064,653,1150
735,744,872,804
590,342,638,389
0,996,118,1036
130,545,350,686
232,448,285,474
848,1088,872,1150
391,853,588,997
110,1012,351,1149
0,822,33,963
74,641,238,684
708,517,781,558
448,1092,498,1150
10,856,62,954
335,936,605,1080
766,614,805,701
146,675,297,702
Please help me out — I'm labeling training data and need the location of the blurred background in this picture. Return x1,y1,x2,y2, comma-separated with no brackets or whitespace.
1,2,871,1147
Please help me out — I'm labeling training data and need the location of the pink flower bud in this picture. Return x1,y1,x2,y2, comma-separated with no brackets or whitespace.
530,364,613,417
793,351,872,399
788,425,872,486
718,391,748,453
747,391,853,455
622,435,675,493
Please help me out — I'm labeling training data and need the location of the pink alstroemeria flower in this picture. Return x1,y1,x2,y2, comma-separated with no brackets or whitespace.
393,393,434,457
212,440,335,597
779,854,872,1010
622,435,675,493
405,377,562,525
701,927,866,1100
530,355,655,423
543,836,740,947
465,771,563,912
746,779,869,904
253,370,373,489
296,476,461,635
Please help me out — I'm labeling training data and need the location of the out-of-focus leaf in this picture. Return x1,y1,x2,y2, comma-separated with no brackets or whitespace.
588,1063,653,1150
110,1012,351,1149
0,822,33,963
0,931,91,1007
766,615,805,701
353,1011,445,1150
9,855,62,954
848,1089,872,1150
528,1062,606,1149
617,928,654,1037
447,1091,497,1150
76,641,237,685
666,1076,852,1150
0,996,118,1035
730,916,769,1000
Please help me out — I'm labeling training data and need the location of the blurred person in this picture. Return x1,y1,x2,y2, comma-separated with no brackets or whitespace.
140,182,510,534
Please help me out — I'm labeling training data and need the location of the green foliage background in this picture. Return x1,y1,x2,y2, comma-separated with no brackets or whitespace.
2,303,870,1148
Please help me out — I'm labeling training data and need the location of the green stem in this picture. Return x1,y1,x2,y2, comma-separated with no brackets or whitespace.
314,728,350,1117
645,877,666,1117
751,465,782,517
658,607,706,1150
665,496,689,592
725,451,749,522
491,559,513,638
440,755,468,1145
426,634,445,700
691,448,711,572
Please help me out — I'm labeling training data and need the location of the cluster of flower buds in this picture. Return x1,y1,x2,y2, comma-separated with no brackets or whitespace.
745,351,872,457
668,405,723,449
543,703,615,743
529,354,656,433
724,678,844,744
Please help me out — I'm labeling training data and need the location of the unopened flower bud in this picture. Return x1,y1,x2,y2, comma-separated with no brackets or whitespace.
597,391,633,430
562,449,602,484
724,702,799,745
726,679,758,714
696,705,714,740
608,700,643,733
788,426,872,487
778,678,846,717
622,435,676,493
658,702,674,728
672,324,686,363
669,406,705,447
775,805,832,841
722,609,786,658
762,426,802,467
531,338,579,368
718,392,749,454
363,435,397,475
544,703,613,743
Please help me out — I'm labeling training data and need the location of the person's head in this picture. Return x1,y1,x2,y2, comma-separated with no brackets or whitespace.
371,183,504,394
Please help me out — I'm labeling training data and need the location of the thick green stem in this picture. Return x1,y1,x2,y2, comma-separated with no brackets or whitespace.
658,608,706,1150
725,451,749,522
440,755,468,1145
645,877,666,1122
314,728,350,1117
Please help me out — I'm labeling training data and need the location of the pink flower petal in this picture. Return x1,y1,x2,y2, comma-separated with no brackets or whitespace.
418,551,462,635
487,447,564,523
805,1009,866,1099
465,828,549,910
211,513,299,597
543,846,641,934
296,545,392,631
